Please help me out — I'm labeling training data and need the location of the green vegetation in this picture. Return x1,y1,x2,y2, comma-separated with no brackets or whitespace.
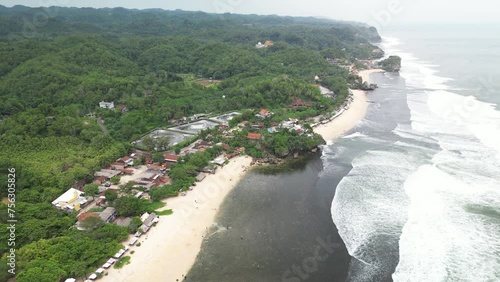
377,55,402,72
114,256,131,269
156,209,174,216
0,5,381,281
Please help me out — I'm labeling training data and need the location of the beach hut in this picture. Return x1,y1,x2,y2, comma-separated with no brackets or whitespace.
95,268,105,274
196,172,207,182
65,279,76,282
89,273,97,280
129,237,139,245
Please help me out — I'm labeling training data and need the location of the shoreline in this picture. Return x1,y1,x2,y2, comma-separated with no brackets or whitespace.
101,156,253,282
100,68,383,282
314,69,384,141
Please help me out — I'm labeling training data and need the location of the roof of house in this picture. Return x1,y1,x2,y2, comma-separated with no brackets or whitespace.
221,144,230,150
260,109,269,115
164,154,179,162
115,217,132,227
52,188,83,205
147,164,164,171
196,172,207,182
143,213,157,227
247,133,261,140
99,207,116,221
121,156,132,162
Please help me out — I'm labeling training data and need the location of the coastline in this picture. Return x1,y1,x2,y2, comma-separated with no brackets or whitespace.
100,68,382,282
101,156,253,282
314,69,384,141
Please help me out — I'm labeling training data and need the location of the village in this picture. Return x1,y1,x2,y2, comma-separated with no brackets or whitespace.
51,64,373,281
52,104,330,281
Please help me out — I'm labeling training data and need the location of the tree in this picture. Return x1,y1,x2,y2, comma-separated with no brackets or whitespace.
84,183,99,196
155,136,171,151
152,153,164,163
110,176,121,185
16,259,66,282
114,196,143,217
142,136,155,151
104,190,117,202
128,216,142,233
80,216,105,231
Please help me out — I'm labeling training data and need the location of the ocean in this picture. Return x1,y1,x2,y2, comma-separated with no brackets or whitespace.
329,25,500,281
187,25,500,282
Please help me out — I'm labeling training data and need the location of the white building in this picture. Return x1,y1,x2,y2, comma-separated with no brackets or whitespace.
99,101,115,109
52,188,87,211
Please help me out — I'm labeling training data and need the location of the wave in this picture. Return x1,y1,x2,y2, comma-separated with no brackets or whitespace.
329,36,500,281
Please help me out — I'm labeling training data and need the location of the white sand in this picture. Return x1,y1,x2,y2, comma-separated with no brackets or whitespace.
314,69,384,141
101,156,253,282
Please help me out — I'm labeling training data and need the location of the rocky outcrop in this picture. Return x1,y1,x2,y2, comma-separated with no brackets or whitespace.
377,56,402,72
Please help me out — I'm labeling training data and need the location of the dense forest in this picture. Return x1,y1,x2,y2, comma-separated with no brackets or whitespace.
0,5,382,281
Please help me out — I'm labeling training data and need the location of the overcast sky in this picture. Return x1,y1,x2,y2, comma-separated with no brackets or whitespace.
3,0,499,27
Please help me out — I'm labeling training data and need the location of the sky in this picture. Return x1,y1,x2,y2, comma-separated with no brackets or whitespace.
3,0,499,28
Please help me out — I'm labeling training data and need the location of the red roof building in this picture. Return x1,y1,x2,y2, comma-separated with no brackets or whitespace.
164,154,179,163
247,133,261,140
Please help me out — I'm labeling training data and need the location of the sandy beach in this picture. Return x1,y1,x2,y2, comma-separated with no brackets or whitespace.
101,156,252,282
314,69,384,141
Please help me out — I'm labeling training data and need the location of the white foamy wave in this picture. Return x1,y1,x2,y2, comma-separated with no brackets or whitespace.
387,38,500,281
331,36,500,281
393,165,500,281
341,132,367,139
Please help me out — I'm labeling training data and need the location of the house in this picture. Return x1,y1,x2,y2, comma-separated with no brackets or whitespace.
94,169,121,179
256,41,273,48
264,40,274,47
221,144,230,151
141,172,159,182
119,169,134,175
147,164,165,173
153,176,172,188
251,122,265,129
247,133,261,140
256,109,272,119
111,162,125,170
291,97,312,108
93,176,106,185
99,207,117,223
164,154,179,163
52,188,88,211
201,165,217,174
196,172,207,182
267,127,277,133
143,213,158,227
119,156,134,166
212,156,227,166
99,101,115,109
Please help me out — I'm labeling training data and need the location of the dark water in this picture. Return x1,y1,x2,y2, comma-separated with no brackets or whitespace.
187,157,351,282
